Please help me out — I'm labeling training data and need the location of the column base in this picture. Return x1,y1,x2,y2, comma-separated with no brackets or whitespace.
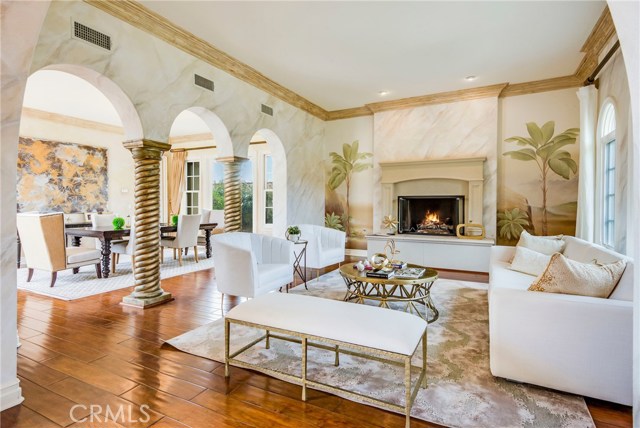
0,379,24,411
120,291,174,309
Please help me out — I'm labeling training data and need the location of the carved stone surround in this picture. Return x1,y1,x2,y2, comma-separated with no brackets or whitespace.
379,157,486,230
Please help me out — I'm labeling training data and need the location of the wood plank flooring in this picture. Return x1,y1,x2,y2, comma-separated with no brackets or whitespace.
1,259,632,428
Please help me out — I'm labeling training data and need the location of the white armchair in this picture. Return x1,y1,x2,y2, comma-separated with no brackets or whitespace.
17,212,102,287
212,232,294,308
297,224,346,279
160,214,201,266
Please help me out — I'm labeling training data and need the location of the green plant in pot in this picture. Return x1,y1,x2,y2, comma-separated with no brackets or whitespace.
112,216,125,230
171,215,179,226
286,225,301,242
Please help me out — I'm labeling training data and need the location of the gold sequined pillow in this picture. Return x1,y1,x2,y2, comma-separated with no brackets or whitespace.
529,253,627,298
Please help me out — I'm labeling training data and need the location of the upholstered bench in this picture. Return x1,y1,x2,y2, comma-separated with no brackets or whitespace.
224,293,428,427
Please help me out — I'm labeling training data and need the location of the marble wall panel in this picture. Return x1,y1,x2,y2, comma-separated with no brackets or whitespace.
372,98,498,238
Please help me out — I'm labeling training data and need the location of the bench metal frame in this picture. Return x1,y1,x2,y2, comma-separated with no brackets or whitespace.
225,318,427,428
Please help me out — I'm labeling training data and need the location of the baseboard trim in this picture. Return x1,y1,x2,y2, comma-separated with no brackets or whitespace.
0,379,24,411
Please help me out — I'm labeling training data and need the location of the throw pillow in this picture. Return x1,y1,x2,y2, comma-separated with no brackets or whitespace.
516,230,565,255
509,246,552,276
528,253,627,298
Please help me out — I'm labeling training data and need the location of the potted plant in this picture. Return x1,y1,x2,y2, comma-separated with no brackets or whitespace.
171,214,179,226
112,216,125,230
286,226,301,242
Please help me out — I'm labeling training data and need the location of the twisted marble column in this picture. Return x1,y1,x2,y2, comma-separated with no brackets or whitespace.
218,157,248,232
122,139,173,308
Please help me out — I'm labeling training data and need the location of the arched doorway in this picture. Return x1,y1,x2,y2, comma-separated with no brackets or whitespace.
248,129,287,237
18,68,142,219
166,108,234,227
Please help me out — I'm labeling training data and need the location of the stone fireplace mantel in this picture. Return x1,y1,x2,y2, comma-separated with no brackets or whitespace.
379,157,486,232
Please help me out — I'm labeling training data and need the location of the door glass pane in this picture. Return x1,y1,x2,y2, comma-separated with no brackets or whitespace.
240,160,253,232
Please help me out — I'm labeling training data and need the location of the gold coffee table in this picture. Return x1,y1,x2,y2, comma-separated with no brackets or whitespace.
339,264,439,323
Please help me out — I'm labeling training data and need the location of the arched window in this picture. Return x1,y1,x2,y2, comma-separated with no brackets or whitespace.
598,102,616,248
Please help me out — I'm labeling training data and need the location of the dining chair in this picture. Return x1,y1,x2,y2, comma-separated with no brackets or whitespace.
111,219,136,274
160,214,201,266
17,212,102,287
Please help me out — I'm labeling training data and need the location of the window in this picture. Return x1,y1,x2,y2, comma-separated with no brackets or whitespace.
603,140,615,247
598,102,616,248
264,155,273,225
185,161,200,214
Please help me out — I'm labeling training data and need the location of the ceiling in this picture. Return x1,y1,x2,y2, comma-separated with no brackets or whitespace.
22,1,606,127
141,1,605,111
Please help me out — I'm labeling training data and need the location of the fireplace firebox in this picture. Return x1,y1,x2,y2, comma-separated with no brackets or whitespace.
398,195,464,236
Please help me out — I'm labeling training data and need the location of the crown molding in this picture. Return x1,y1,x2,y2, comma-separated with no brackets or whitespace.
21,107,124,134
85,0,329,121
326,106,374,121
575,6,616,81
500,75,582,98
364,83,509,114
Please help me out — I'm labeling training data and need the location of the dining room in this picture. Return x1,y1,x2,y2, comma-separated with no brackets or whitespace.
15,70,220,302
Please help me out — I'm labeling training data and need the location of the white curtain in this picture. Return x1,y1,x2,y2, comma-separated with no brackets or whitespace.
575,85,598,241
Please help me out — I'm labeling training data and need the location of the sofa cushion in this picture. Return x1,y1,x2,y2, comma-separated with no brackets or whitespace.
509,246,552,276
490,260,536,291
517,230,565,255
562,236,623,264
529,253,627,298
256,263,292,288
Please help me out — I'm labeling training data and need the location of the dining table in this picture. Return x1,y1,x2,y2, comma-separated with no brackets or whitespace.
64,222,218,278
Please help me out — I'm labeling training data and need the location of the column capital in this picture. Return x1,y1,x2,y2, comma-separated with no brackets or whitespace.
216,156,248,164
123,139,171,153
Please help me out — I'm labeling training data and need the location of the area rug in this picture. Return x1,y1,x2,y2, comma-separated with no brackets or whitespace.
17,248,213,301
166,270,594,428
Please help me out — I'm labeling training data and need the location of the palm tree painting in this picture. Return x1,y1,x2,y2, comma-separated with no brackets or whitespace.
503,121,579,235
327,141,372,236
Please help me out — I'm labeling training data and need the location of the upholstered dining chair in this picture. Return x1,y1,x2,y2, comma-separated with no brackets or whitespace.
197,208,225,248
297,224,346,280
91,213,115,227
111,219,136,274
160,214,201,266
17,212,102,287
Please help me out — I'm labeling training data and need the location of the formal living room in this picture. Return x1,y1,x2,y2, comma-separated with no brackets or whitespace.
1,1,639,428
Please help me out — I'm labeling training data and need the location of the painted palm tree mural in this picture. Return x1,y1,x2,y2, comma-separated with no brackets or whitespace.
327,141,372,237
501,121,579,240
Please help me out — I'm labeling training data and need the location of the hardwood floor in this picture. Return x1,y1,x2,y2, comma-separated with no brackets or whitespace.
2,259,632,428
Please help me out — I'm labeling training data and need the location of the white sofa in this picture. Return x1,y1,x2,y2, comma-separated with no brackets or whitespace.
297,224,346,278
212,232,294,300
489,236,633,405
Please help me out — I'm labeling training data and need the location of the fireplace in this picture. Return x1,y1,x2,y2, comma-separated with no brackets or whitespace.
397,195,464,236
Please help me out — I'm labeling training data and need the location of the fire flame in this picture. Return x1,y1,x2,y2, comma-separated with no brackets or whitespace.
423,211,440,223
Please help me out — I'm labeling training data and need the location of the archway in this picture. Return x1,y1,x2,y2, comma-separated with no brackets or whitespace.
166,107,234,224
18,68,142,219
249,129,287,237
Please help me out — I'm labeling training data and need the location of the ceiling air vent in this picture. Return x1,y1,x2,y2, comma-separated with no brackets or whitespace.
72,21,111,51
261,104,274,116
194,74,214,92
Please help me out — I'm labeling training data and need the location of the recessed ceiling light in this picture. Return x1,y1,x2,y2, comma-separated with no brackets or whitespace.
465,76,477,82
378,90,390,96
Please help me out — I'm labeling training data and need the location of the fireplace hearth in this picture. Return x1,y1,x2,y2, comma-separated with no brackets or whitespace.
398,195,464,236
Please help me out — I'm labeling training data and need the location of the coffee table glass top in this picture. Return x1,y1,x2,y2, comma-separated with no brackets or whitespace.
339,263,438,285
